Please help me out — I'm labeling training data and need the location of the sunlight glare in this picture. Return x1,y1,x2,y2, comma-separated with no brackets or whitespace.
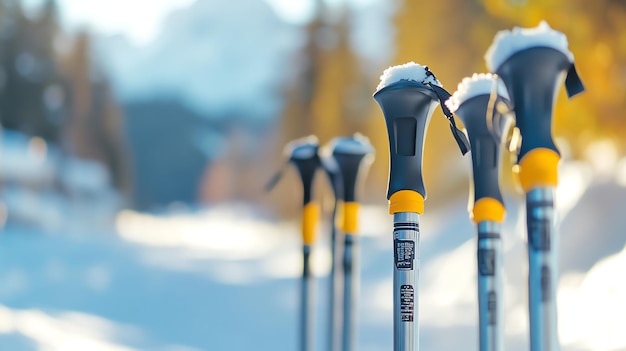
264,0,316,24
24,0,196,45
559,244,626,350
115,208,290,260
9,308,138,351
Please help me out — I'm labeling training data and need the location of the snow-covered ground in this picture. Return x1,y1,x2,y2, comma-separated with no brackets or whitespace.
0,130,122,234
0,158,625,351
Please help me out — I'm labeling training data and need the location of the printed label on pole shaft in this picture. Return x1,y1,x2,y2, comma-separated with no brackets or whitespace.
541,265,551,302
478,249,496,276
487,291,497,326
529,218,550,251
400,285,414,322
394,239,415,270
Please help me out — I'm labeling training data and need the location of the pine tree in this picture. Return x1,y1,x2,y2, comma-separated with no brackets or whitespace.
272,2,375,213
58,31,131,194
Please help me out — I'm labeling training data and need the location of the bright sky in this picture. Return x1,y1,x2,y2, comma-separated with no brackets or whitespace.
23,0,317,45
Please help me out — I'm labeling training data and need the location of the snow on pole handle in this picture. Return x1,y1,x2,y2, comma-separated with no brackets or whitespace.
266,136,321,204
376,62,470,156
374,62,470,212
448,73,511,223
486,22,586,190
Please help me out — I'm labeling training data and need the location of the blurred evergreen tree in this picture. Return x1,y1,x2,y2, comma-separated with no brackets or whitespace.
59,31,131,194
280,1,371,144
273,1,379,213
0,0,131,195
0,0,62,141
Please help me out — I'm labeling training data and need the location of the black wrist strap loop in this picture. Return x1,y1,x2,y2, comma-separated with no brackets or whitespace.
265,161,288,192
565,63,585,98
427,81,471,155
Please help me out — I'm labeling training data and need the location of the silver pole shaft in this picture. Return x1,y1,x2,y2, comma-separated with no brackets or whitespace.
526,187,559,351
477,221,503,351
301,244,314,351
330,203,344,351
342,233,358,351
393,212,419,351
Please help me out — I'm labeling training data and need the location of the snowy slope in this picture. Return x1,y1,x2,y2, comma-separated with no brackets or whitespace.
0,130,122,232
0,160,624,351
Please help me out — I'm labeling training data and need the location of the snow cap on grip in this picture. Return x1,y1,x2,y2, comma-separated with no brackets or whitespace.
376,62,470,155
377,61,442,91
485,21,574,72
485,21,584,98
446,73,509,114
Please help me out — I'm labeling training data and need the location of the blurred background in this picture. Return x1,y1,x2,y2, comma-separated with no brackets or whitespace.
0,0,624,350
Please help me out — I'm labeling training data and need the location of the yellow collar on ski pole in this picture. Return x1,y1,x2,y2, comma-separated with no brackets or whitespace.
389,190,425,215
517,148,560,192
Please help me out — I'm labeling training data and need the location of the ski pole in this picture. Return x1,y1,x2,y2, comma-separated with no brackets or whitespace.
373,62,470,351
485,21,585,351
268,136,322,351
447,73,513,351
328,133,374,351
320,148,344,351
